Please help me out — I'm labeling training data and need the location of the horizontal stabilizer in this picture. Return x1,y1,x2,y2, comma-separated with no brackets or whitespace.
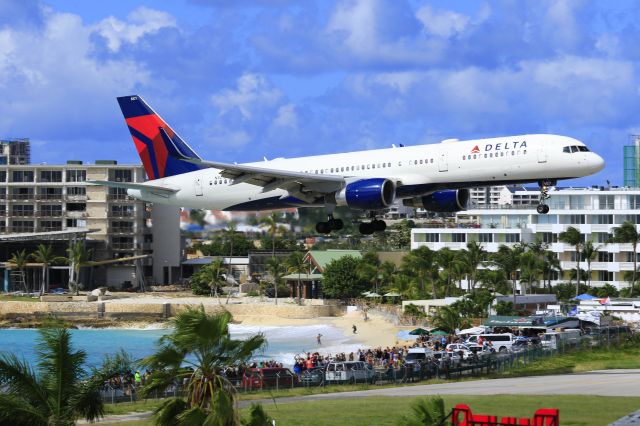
87,180,179,195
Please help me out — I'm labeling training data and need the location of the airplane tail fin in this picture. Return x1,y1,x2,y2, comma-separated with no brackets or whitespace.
117,95,205,180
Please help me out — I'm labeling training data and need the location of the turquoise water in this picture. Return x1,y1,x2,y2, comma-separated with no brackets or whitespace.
0,323,359,368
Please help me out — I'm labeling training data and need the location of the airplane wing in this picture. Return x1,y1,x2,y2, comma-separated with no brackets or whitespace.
86,180,179,196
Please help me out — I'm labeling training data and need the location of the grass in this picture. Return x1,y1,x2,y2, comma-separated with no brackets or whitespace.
0,294,40,302
499,340,640,377
108,395,640,425
239,395,640,426
103,399,164,416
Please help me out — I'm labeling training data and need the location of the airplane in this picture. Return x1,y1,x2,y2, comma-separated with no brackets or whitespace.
89,95,605,235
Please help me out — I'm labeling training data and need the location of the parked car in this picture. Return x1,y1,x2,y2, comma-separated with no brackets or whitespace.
466,333,516,352
241,367,296,389
325,361,375,384
445,343,477,361
432,351,462,368
299,366,325,386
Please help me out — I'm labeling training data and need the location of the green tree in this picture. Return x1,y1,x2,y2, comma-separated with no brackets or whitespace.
559,226,583,297
398,396,446,426
461,241,486,292
402,247,438,299
322,256,367,299
31,244,66,296
477,269,510,295
8,249,29,293
189,209,207,227
495,301,517,316
492,244,524,306
190,259,225,296
436,248,458,297
542,250,562,290
141,308,266,425
224,221,238,304
581,240,599,289
431,306,468,334
387,220,414,250
519,251,542,295
242,403,274,426
610,221,640,296
67,241,92,295
357,251,382,294
286,251,307,305
0,328,130,425
266,256,286,304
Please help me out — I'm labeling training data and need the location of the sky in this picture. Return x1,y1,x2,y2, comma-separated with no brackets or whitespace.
1,0,639,186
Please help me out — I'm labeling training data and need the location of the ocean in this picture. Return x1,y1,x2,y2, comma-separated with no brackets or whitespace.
0,323,361,368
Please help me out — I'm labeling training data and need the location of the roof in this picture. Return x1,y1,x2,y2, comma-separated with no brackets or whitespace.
282,273,323,280
495,294,557,305
484,315,577,328
307,250,361,272
377,251,408,267
182,256,250,266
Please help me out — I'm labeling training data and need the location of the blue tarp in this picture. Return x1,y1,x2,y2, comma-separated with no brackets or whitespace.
573,293,597,301
396,330,418,340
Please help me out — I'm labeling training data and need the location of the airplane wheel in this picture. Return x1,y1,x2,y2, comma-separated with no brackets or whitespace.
359,222,374,235
316,222,331,234
328,218,344,231
372,220,386,232
536,204,549,214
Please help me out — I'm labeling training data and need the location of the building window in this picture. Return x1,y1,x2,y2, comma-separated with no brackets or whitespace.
592,214,613,225
0,171,6,182
41,205,62,217
505,234,520,243
538,232,554,244
111,205,134,217
40,187,63,200
11,170,34,182
478,233,493,243
40,170,62,183
11,188,34,200
599,195,614,209
67,203,86,212
113,170,133,182
66,170,86,182
598,271,614,281
40,220,62,231
628,195,640,209
597,252,613,262
67,187,86,196
11,220,34,232
616,214,640,224
451,233,466,243
12,205,34,216
595,232,613,243
111,221,134,233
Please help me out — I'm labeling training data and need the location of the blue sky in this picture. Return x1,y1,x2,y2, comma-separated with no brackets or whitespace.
1,0,639,186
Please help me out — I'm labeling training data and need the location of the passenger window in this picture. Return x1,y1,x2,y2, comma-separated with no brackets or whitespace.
430,159,433,163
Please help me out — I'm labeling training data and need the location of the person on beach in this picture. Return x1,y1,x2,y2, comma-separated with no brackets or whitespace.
317,333,323,345
352,324,357,334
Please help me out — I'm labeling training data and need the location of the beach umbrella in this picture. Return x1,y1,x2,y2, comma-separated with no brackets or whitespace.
430,329,448,336
366,292,381,298
384,292,401,297
573,293,597,301
408,328,430,335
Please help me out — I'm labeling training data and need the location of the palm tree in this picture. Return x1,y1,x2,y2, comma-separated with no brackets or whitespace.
436,248,457,297
8,249,29,293
242,403,274,426
260,212,287,255
67,241,92,295
477,269,510,295
559,226,583,297
0,328,131,425
610,221,640,296
31,244,65,296
581,240,600,289
208,258,226,298
402,247,437,299
266,256,286,304
461,241,486,292
519,251,542,295
141,308,266,425
542,250,562,290
356,251,382,294
225,221,238,304
431,305,467,334
399,396,446,426
380,260,398,294
492,244,523,306
287,251,307,304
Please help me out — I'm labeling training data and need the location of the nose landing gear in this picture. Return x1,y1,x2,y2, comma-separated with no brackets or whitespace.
537,179,554,214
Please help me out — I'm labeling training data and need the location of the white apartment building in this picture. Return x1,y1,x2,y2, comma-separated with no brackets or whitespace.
411,187,640,290
0,158,181,288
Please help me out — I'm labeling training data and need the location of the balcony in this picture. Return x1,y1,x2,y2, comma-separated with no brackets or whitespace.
66,211,86,218
10,194,35,201
110,211,135,218
107,194,134,201
9,226,34,233
12,211,34,217
40,211,63,217
111,243,136,251
111,227,136,234
38,193,64,201
66,194,87,201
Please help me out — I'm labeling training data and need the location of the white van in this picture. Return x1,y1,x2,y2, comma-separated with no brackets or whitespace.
325,361,375,383
404,348,434,370
542,329,582,350
466,333,516,352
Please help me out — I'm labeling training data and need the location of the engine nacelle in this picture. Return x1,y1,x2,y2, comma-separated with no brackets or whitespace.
403,189,470,212
335,178,395,210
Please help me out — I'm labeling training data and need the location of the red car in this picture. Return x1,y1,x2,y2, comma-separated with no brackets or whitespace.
241,367,296,389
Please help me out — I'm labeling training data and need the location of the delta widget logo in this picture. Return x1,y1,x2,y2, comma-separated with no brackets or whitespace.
470,145,480,154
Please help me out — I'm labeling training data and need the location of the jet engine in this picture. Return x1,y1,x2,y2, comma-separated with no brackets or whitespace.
335,178,395,210
403,189,470,212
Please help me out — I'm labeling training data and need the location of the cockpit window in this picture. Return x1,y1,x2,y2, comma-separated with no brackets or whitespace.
564,145,590,153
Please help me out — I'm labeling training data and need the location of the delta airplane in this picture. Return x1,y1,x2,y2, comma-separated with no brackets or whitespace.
90,95,605,234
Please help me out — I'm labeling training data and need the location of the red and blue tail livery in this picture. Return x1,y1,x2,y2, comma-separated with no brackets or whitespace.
117,95,205,179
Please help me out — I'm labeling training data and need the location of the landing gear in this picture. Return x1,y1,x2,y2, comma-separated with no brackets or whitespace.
359,217,386,235
315,215,344,234
537,179,554,214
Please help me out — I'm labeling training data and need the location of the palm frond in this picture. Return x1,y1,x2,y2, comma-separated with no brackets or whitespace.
154,397,189,426
0,353,49,411
0,394,48,426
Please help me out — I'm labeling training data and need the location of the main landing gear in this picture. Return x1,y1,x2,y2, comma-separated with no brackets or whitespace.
316,215,344,234
536,179,554,214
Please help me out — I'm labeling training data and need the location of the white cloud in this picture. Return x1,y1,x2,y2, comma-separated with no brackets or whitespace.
211,73,282,119
416,5,470,38
93,6,176,52
273,103,297,128
326,0,378,55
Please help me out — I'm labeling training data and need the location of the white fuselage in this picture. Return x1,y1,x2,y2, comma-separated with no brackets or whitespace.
127,134,604,210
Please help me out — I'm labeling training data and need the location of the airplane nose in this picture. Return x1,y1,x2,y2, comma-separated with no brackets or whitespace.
591,153,605,172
